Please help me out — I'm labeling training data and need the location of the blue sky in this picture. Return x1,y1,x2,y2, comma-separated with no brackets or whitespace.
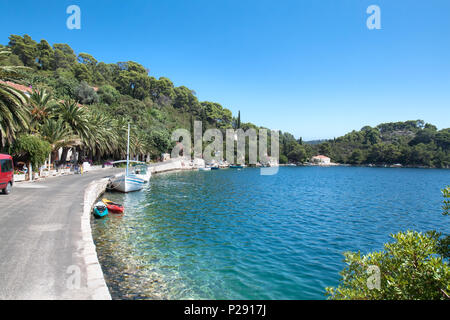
0,0,449,140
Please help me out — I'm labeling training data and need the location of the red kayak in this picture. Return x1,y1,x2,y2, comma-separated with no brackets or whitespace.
107,204,124,214
102,198,124,214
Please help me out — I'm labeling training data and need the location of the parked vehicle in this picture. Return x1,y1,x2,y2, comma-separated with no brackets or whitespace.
0,154,14,195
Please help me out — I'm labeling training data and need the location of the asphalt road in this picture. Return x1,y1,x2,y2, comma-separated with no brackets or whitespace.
0,169,121,299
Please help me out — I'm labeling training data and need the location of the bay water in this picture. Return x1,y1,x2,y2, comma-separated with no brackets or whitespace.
92,167,450,299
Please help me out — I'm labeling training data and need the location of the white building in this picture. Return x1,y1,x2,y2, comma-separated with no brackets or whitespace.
311,155,331,164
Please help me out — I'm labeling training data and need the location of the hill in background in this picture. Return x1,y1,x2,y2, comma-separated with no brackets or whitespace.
1,35,448,167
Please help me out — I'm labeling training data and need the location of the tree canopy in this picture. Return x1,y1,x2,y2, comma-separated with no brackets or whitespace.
310,120,449,168
1,35,448,167
0,34,268,163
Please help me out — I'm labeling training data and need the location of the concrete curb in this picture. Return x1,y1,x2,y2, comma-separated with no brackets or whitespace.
81,178,112,300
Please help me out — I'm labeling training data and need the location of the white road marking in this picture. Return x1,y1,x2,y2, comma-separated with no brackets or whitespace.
14,184,48,189
29,224,64,232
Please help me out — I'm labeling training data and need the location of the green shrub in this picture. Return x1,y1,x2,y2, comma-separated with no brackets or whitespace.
75,81,99,105
326,230,449,300
443,186,450,216
279,154,288,164
97,84,120,105
13,134,51,168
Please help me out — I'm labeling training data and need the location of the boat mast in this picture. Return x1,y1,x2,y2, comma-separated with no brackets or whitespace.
126,123,130,176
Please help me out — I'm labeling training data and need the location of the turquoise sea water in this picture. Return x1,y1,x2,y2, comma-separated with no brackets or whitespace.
92,167,450,300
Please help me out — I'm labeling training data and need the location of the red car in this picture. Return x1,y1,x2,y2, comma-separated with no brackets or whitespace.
0,154,14,195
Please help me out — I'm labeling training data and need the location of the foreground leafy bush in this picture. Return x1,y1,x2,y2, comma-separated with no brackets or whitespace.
327,187,450,300
443,186,450,216
326,231,449,300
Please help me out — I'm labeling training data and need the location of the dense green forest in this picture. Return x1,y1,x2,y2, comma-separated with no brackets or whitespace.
0,34,448,168
315,120,450,168
0,34,268,166
279,120,449,168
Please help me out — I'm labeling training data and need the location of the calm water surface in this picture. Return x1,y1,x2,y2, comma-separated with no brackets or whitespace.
92,167,450,299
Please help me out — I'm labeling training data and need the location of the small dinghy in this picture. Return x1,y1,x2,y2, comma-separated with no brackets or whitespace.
102,198,124,214
93,202,108,218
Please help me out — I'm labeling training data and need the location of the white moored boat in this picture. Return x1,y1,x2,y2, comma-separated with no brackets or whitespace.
110,174,146,193
109,124,147,193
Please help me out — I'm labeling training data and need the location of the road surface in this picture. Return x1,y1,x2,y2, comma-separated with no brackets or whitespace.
0,169,120,299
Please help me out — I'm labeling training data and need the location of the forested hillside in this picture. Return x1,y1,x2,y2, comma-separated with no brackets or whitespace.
0,34,270,163
313,121,450,168
0,35,448,168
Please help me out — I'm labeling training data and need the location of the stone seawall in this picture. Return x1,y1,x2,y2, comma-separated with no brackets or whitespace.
81,178,112,300
86,159,205,299
149,158,205,174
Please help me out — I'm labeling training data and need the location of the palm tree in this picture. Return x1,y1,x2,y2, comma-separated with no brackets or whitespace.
110,117,128,159
0,50,30,147
29,88,53,131
131,130,149,161
56,100,90,139
84,111,117,159
55,100,90,163
40,118,79,165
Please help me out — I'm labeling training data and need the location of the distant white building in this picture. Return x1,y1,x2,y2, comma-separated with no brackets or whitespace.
311,155,331,164
261,156,279,167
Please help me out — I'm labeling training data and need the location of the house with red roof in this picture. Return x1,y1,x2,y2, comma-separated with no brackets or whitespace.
0,80,32,96
311,155,331,164
0,80,87,107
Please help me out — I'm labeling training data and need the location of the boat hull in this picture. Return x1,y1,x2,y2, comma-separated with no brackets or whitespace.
102,198,125,213
110,175,146,193
107,204,124,213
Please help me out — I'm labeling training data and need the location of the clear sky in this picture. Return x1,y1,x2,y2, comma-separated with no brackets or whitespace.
0,0,449,140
